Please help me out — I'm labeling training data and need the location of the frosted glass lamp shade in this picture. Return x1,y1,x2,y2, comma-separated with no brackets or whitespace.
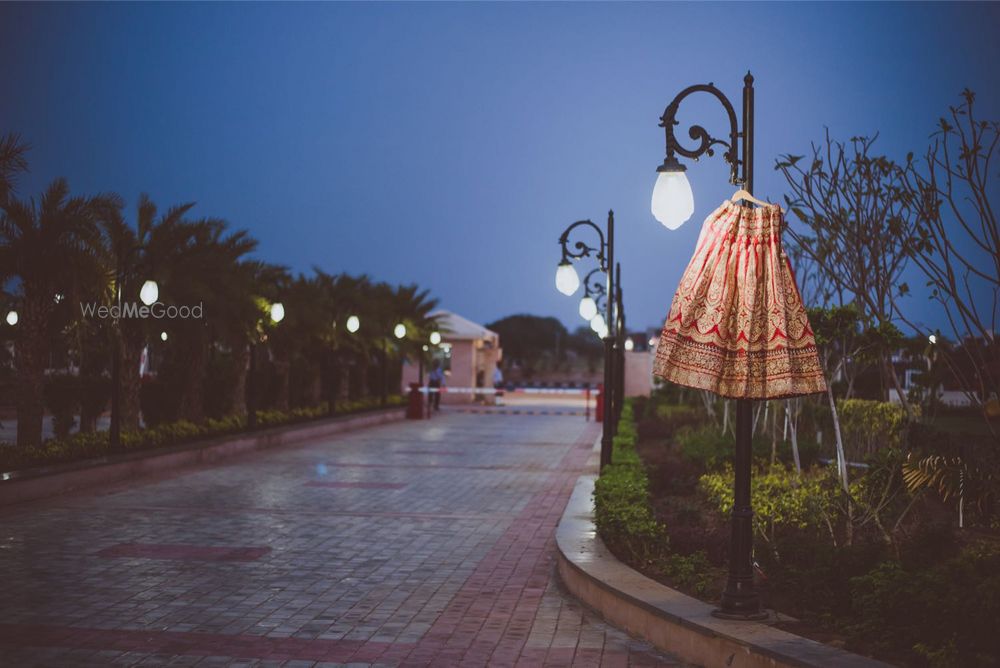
394,323,407,339
555,262,580,296
578,296,598,321
346,315,360,333
430,331,442,345
589,314,606,334
139,280,159,306
160,331,168,341
624,337,635,351
5,310,17,326
270,302,285,323
651,171,695,230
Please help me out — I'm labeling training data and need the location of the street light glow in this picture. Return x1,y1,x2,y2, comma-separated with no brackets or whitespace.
590,314,606,334
578,296,597,321
429,331,441,345
929,334,937,345
160,331,168,341
139,280,159,306
555,261,580,296
625,337,634,351
651,170,695,230
394,323,406,339
270,302,285,323
5,310,17,326
346,315,360,333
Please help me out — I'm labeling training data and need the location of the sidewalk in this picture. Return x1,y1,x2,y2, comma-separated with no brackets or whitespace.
0,412,683,666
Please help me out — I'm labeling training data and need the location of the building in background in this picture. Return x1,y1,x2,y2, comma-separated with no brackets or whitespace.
402,310,501,404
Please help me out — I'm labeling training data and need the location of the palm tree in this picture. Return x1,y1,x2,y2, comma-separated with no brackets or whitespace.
0,133,29,205
0,179,109,446
97,194,197,431
165,218,258,423
227,261,287,417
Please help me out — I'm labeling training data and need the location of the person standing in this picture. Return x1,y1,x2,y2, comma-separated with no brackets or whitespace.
428,363,445,411
492,365,504,406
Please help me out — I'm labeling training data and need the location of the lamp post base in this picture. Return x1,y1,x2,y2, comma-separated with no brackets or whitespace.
713,573,767,620
711,607,769,621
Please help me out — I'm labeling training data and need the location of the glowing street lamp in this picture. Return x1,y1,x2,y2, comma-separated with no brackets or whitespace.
160,331,168,342
139,279,159,306
429,331,442,346
346,315,360,333
578,296,598,321
624,337,635,352
555,261,580,296
394,323,407,339
651,155,695,230
269,302,285,324
5,310,17,326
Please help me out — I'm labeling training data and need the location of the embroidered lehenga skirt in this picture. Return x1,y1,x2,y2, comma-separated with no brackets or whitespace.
652,200,827,399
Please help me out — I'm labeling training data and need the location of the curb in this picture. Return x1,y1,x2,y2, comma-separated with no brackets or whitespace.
554,439,892,668
0,408,405,508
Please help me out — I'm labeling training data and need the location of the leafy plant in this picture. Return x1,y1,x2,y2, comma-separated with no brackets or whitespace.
699,464,838,558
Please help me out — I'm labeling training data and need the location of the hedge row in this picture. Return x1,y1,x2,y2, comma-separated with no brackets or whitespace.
0,396,405,473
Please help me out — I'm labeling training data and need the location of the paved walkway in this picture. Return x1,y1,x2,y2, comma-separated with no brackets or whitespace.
0,410,683,666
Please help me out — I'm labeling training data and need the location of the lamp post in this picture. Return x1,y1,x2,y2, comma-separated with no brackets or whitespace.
556,211,616,470
614,263,626,427
246,300,285,429
653,72,766,620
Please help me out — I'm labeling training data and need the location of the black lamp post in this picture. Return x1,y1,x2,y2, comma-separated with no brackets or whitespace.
556,211,616,470
654,72,767,620
614,263,626,427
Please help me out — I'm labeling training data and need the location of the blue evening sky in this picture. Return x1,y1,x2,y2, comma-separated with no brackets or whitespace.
2,2,997,334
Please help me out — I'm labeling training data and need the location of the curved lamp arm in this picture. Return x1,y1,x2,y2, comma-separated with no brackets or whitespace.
583,267,607,312
659,77,749,186
558,219,607,272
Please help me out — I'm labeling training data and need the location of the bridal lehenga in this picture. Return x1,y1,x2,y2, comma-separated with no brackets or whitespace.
652,200,827,399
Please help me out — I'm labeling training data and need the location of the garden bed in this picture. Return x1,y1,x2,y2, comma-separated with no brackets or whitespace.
593,392,1000,667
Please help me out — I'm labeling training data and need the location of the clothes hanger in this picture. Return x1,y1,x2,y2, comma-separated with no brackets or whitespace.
730,188,785,214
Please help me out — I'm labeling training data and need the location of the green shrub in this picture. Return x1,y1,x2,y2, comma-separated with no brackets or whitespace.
676,425,731,468
838,399,914,461
699,464,837,556
594,399,669,565
847,545,1000,666
662,551,717,597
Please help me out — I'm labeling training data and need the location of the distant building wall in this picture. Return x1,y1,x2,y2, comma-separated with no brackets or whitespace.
624,351,653,397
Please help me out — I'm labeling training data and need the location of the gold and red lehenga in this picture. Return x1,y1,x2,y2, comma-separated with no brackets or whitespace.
652,200,827,399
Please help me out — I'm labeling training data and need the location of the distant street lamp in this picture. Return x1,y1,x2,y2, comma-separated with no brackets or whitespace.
139,280,159,306
160,331,168,342
346,314,360,333
270,302,285,324
394,323,407,339
624,337,634,352
429,331,442,346
4,310,16,326
247,299,287,429
653,72,766,620
556,212,617,470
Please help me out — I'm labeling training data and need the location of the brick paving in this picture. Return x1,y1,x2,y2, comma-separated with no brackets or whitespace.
0,411,683,666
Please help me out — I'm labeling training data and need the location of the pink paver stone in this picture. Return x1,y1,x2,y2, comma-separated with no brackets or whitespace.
305,480,407,489
97,543,270,561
